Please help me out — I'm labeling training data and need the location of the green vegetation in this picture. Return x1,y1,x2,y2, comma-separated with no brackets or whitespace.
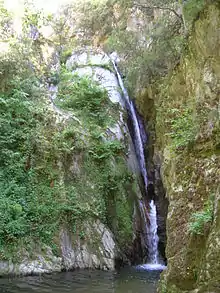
0,73,58,258
188,200,214,235
55,68,134,248
0,66,134,259
0,66,134,258
0,16,134,258
168,106,198,150
55,69,113,126
60,48,73,65
74,0,208,95
184,0,206,27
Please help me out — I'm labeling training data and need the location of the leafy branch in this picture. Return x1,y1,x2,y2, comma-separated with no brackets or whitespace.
133,2,183,22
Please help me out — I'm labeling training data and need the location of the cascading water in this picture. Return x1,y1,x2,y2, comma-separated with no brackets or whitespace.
148,200,159,264
111,60,148,189
111,55,165,270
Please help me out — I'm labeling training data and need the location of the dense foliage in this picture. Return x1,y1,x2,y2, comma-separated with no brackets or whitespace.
56,69,113,126
55,68,134,247
71,0,205,95
0,53,135,258
0,70,60,258
0,0,135,256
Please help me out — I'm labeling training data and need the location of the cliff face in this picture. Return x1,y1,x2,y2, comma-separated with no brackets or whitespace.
0,46,143,275
147,3,220,292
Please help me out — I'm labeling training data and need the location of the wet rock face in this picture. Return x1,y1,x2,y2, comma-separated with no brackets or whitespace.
66,49,128,143
153,161,168,263
67,49,149,264
66,49,125,106
0,220,116,276
60,220,116,271
67,50,110,69
0,249,62,276
134,3,220,292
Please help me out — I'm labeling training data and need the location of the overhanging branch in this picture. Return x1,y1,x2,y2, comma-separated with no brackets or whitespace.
133,2,184,23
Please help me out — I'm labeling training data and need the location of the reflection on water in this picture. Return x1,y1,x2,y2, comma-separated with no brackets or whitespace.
0,266,161,293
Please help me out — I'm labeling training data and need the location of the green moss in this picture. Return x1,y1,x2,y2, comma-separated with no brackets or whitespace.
136,4,220,292
168,106,198,151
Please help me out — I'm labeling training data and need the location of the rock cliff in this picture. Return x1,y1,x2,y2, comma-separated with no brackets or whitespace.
136,3,220,292
0,48,144,276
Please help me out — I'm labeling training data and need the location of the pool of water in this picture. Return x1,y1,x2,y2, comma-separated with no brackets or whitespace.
0,266,162,293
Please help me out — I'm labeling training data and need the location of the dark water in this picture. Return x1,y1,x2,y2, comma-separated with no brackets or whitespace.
0,267,161,293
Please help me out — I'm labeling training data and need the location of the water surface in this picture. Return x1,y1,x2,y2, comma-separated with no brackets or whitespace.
0,266,161,293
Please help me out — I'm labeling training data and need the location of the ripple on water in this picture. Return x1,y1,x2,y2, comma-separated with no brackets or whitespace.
0,267,162,293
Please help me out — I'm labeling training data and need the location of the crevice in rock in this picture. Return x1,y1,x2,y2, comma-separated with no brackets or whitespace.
127,104,169,264
135,96,169,264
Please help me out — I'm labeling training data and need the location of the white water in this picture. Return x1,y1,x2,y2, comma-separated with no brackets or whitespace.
148,200,160,264
111,56,163,270
136,263,167,271
111,59,148,189
138,200,161,267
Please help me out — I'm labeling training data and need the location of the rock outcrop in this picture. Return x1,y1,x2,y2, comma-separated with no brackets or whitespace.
60,220,116,271
0,49,143,276
0,220,116,276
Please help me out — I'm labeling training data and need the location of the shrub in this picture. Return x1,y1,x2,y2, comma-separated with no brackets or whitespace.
183,0,206,28
56,69,111,126
188,200,214,235
60,48,73,65
168,107,198,150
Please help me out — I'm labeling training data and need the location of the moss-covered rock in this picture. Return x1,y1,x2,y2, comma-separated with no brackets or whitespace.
136,3,220,292
155,3,220,292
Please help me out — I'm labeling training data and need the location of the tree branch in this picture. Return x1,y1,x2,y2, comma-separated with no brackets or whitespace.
133,2,184,23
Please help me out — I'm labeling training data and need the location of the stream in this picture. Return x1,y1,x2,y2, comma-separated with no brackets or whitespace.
0,267,160,293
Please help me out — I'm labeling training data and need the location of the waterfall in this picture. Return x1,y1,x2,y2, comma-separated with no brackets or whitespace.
111,60,148,190
111,56,164,269
148,200,159,264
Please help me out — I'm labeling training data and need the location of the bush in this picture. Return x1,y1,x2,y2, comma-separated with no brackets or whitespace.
0,2,135,260
60,48,73,65
56,69,111,126
168,107,198,150
183,0,206,27
188,200,213,235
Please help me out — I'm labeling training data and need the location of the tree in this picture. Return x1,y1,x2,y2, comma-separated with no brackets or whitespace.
132,0,187,33
0,2,14,41
50,4,77,54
